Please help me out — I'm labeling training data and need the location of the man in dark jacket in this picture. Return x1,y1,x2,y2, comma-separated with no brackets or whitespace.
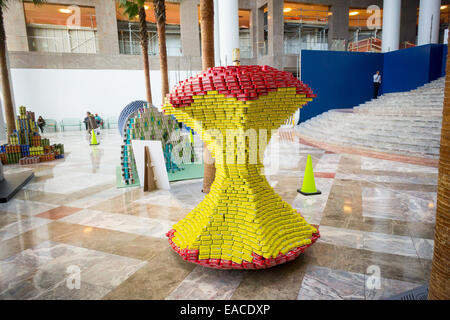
86,112,99,135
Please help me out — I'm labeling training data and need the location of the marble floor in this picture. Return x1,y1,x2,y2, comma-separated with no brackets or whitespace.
0,128,436,300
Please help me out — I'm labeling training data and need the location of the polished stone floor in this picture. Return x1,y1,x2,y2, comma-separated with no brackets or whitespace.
0,128,436,300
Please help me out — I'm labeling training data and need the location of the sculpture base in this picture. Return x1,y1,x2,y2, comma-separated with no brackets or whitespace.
166,228,320,270
0,171,34,203
297,189,322,196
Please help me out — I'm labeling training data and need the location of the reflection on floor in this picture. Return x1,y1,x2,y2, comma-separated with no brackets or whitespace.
0,129,436,300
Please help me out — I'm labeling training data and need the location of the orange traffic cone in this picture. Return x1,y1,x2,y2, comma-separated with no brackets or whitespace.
298,154,321,196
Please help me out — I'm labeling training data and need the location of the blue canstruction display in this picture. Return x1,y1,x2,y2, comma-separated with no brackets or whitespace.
20,145,30,157
118,102,197,185
118,100,147,138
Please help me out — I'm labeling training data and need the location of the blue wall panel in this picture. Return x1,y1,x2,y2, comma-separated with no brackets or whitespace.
300,44,446,123
300,50,383,123
382,45,431,94
429,44,445,81
441,45,447,77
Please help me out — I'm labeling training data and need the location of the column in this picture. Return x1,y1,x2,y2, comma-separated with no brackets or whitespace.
218,0,239,66
267,0,283,58
328,2,349,51
382,0,401,52
95,0,120,54
400,0,420,45
180,0,201,57
4,1,29,51
256,4,265,56
214,0,221,66
418,0,441,45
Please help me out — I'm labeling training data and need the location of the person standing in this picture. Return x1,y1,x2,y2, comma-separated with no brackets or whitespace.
86,112,100,135
37,116,45,133
373,70,381,99
83,115,89,130
94,113,103,128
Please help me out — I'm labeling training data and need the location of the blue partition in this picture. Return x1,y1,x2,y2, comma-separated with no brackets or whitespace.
300,44,447,123
300,50,383,123
441,45,447,77
429,44,445,80
382,44,446,94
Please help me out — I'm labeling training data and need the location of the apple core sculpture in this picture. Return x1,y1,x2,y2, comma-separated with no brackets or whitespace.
163,65,320,269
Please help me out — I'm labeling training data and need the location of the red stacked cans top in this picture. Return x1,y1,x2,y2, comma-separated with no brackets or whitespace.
166,65,316,109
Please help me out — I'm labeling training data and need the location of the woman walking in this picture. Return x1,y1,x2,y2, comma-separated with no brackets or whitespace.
37,116,45,133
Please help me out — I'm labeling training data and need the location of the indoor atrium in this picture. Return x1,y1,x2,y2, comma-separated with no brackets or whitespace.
0,0,448,309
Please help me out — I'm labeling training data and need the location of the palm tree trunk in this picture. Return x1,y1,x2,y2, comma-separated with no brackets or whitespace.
428,37,450,300
200,0,214,70
139,6,152,104
0,7,16,135
154,0,169,100
200,0,216,194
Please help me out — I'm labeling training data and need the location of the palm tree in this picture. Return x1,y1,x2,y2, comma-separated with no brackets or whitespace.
200,0,214,70
200,0,215,193
154,0,169,100
118,0,152,104
428,35,450,300
0,0,45,135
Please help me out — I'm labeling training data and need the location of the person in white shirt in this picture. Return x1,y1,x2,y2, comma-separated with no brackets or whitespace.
373,70,381,99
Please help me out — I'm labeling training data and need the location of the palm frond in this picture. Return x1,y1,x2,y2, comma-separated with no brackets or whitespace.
117,0,146,20
30,0,47,5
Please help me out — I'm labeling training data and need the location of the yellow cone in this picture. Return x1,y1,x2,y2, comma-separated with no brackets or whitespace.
298,154,321,195
90,129,99,145
189,129,194,144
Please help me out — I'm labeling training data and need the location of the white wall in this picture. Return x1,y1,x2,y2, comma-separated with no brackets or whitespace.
10,68,200,123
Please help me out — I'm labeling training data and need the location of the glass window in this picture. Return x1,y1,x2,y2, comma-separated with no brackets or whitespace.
258,5,268,56
239,9,252,59
348,8,383,29
283,2,329,54
348,8,383,52
116,2,182,56
24,2,98,54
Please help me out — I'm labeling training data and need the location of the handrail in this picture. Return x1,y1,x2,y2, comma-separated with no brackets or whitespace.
27,23,97,32
70,35,97,51
348,36,381,52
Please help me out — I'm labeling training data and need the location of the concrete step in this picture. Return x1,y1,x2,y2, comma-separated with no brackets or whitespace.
298,77,444,159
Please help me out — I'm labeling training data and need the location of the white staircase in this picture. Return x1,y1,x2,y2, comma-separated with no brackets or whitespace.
297,78,444,159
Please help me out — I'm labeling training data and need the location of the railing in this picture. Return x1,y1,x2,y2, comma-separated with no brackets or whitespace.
240,45,253,59
257,41,268,56
27,26,99,54
348,37,381,52
118,39,182,56
284,41,328,54
239,32,253,59
28,34,98,54
401,41,416,49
